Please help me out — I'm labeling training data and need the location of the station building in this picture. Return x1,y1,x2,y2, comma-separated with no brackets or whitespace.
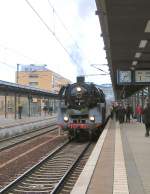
16,64,71,93
0,64,71,117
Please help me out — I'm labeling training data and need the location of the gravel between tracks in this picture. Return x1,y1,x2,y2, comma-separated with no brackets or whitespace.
0,132,67,189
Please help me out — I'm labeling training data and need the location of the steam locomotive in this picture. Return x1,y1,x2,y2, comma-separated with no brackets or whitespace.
57,76,108,140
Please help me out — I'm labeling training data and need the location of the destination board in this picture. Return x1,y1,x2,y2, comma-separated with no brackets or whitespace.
135,70,150,82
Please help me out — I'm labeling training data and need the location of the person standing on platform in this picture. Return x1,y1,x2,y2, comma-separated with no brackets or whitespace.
43,105,48,116
126,104,132,123
118,104,126,123
143,102,150,137
48,106,53,115
110,104,115,119
115,104,119,121
18,105,23,119
135,104,143,122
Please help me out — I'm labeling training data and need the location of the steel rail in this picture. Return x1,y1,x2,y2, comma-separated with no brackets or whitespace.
0,122,58,151
0,140,70,194
50,142,91,194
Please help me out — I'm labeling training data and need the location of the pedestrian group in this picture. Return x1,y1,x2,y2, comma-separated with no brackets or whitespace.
110,100,150,137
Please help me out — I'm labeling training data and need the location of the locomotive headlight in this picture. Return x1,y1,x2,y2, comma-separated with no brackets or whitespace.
64,116,69,122
76,87,81,92
89,116,95,122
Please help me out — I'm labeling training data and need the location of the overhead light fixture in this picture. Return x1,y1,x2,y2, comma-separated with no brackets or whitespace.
132,61,138,66
139,40,148,48
134,52,142,58
145,20,150,32
131,66,135,70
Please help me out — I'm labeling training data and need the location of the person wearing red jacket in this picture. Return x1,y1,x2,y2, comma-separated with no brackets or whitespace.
135,104,143,122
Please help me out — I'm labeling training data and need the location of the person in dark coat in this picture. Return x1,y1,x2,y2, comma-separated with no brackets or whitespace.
143,102,150,137
114,104,119,121
18,105,23,119
118,105,126,123
48,106,53,115
126,104,132,123
43,105,48,116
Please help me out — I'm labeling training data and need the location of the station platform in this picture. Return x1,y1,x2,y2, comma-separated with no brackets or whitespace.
0,114,56,129
71,119,150,194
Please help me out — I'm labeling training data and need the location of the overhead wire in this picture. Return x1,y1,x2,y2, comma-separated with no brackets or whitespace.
0,43,40,64
25,0,108,77
91,64,109,74
0,60,16,69
47,0,80,51
24,0,81,67
0,43,41,71
47,0,93,65
48,0,109,73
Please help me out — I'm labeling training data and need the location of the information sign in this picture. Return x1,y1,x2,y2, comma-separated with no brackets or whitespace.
135,70,150,82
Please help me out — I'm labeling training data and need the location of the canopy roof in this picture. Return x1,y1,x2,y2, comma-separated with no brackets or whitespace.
95,0,150,98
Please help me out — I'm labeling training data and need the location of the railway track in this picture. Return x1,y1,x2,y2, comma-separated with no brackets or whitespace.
0,141,91,194
0,122,58,151
53,143,95,194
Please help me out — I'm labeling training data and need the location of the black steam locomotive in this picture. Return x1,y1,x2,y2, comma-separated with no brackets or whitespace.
57,76,107,140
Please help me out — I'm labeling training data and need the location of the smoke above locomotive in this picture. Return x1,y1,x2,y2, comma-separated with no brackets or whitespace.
57,76,107,140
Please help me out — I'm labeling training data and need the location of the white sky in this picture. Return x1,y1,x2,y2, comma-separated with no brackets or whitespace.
0,0,111,85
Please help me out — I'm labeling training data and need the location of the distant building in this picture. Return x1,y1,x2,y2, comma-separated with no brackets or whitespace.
16,64,71,93
20,64,48,72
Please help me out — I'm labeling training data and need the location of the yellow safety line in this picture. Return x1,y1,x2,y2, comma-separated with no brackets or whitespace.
113,122,129,194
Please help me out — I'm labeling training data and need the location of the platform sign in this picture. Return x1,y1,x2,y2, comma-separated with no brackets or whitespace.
135,70,150,83
117,70,132,84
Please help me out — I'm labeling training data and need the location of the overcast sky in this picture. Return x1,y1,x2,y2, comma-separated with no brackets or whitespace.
0,0,111,85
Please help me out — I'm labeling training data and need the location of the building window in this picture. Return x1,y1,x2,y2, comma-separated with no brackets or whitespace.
29,74,39,78
29,82,38,86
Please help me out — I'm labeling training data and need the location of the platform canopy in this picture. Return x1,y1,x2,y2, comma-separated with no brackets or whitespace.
0,80,57,98
95,0,150,98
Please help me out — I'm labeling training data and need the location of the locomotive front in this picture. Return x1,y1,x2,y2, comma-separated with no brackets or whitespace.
58,76,106,140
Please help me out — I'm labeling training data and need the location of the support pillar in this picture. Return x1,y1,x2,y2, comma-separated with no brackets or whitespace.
28,95,31,117
148,86,150,97
14,94,17,119
39,97,42,116
141,89,144,109
4,94,7,118
137,92,140,104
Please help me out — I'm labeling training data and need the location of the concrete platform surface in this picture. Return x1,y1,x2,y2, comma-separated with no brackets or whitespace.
0,114,56,129
71,119,150,194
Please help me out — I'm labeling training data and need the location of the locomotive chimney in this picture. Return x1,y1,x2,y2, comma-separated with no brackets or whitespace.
77,76,85,83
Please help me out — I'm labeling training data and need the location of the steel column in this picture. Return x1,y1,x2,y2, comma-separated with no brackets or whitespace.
4,94,7,118
28,95,31,117
14,94,17,119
